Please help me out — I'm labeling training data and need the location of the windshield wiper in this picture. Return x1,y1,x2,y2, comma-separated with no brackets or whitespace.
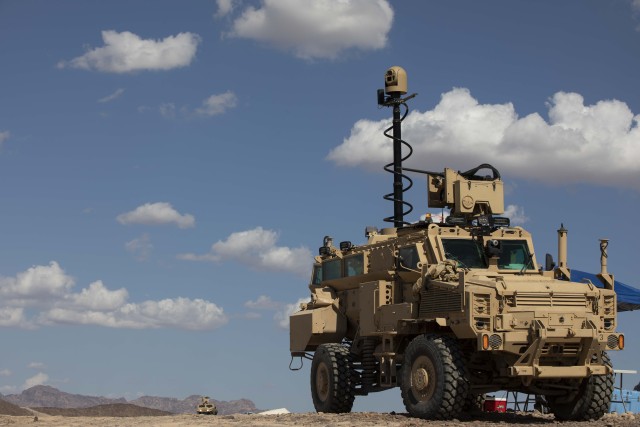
519,253,535,275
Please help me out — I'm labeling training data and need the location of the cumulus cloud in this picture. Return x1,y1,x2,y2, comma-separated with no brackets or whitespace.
0,262,74,301
58,30,200,73
144,92,237,119
242,295,308,329
0,130,9,148
0,262,228,330
504,204,529,225
158,102,177,119
244,295,280,310
216,0,238,17
227,0,393,59
195,91,238,116
0,369,11,377
125,234,153,261
23,373,48,389
178,227,312,276
28,362,45,370
274,297,308,330
329,88,640,189
40,298,227,330
0,307,28,327
98,88,124,103
117,202,195,229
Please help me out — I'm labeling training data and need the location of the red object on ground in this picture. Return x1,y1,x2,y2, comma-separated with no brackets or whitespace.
483,396,507,412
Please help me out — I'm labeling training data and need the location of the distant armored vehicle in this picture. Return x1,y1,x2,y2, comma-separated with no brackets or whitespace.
289,67,623,421
196,396,217,415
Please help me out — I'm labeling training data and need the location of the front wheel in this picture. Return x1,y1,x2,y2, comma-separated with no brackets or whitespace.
400,334,469,419
310,343,355,413
547,352,614,421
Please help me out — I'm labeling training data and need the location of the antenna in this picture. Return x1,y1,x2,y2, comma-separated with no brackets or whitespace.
377,66,417,228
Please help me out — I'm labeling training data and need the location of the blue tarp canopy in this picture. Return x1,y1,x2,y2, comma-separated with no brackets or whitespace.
572,270,640,312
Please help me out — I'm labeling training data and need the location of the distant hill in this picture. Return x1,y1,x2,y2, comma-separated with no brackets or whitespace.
0,398,32,416
1,385,125,409
33,403,172,417
0,385,258,415
131,394,259,415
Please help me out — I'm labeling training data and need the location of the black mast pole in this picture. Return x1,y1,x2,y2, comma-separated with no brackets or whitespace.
392,97,403,228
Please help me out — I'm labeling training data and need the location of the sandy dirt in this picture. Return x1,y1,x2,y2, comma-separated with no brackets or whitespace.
0,411,638,427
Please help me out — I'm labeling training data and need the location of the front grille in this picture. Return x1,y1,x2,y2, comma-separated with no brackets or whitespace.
419,286,462,317
511,292,587,307
541,343,580,356
607,334,618,349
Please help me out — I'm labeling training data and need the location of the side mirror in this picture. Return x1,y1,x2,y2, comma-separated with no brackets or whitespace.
545,253,556,271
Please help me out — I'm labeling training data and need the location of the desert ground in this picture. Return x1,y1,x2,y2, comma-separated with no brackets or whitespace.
0,411,638,427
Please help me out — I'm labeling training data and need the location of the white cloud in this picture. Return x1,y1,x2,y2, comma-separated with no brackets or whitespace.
39,298,227,331
244,295,280,310
196,91,238,116
0,263,228,331
504,204,529,226
216,0,238,17
23,373,48,389
178,227,312,276
243,295,309,329
117,202,195,229
633,0,640,12
125,234,154,261
274,297,308,330
0,262,74,300
98,88,125,103
28,362,45,370
329,88,640,189
70,281,129,311
0,130,9,148
0,369,11,377
59,30,200,73
159,102,177,119
227,0,393,59
0,307,28,327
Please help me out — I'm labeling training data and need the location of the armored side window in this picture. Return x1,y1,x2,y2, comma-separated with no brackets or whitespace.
498,240,532,270
441,238,487,268
312,264,323,284
399,246,419,270
323,258,342,281
344,253,364,277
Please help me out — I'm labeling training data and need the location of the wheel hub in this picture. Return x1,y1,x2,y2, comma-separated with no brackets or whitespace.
413,367,429,391
316,362,330,402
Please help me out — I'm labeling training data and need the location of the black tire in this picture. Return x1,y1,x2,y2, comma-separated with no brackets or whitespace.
463,393,485,413
547,352,614,421
310,343,355,413
400,334,469,419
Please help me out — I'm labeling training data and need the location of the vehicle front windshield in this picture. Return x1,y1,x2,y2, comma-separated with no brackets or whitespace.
441,238,487,269
498,240,533,270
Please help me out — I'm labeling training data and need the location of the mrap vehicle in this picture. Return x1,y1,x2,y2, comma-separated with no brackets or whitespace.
289,66,624,421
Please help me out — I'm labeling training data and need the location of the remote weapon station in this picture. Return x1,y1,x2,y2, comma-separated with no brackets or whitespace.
289,67,624,420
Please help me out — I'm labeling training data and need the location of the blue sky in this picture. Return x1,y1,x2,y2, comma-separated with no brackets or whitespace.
1,0,640,413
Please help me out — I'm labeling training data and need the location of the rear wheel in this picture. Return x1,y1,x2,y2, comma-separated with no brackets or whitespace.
310,343,355,413
400,334,469,419
547,352,614,421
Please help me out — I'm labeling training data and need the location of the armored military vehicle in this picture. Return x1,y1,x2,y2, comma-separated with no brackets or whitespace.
196,396,217,415
289,67,624,421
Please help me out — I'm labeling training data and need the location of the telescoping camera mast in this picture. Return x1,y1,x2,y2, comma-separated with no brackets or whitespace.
289,66,623,422
377,66,417,228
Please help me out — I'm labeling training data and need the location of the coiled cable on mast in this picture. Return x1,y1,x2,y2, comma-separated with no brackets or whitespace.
383,100,413,226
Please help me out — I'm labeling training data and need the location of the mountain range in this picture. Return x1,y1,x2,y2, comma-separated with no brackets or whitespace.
0,385,258,415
